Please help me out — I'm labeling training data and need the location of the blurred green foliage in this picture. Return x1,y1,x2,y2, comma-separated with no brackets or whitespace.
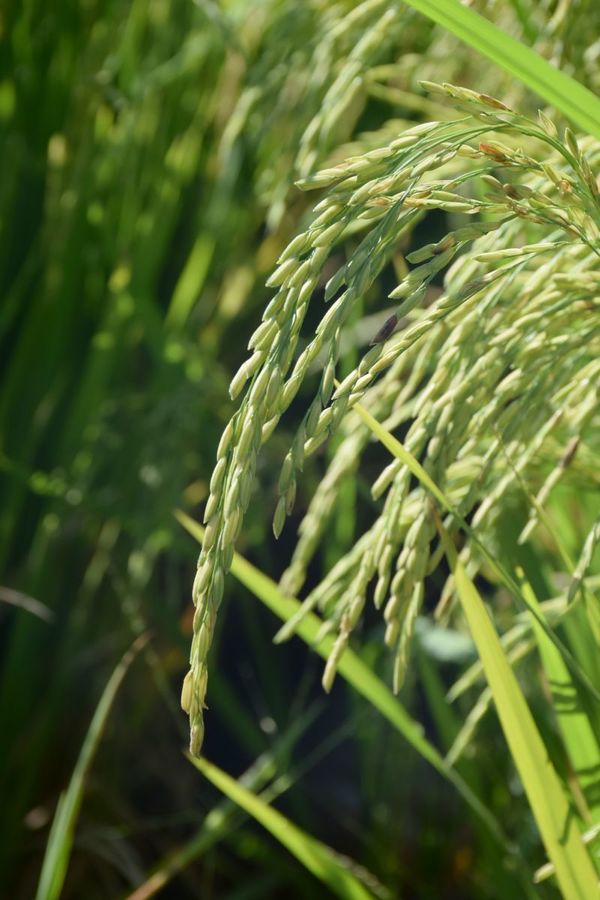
1,1,599,898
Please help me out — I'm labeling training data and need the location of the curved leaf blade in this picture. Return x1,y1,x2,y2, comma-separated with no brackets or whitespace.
403,0,600,139
35,634,148,900
437,520,598,900
187,755,372,900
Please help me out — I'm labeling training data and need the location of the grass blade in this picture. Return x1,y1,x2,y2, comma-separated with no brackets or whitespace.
534,824,600,884
402,0,600,139
35,634,148,900
351,402,600,892
125,704,322,899
436,517,598,899
187,755,373,900
516,568,600,822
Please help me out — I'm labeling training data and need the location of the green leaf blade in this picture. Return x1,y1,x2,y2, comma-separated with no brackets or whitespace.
35,635,148,900
403,0,600,139
446,539,599,899
188,755,373,900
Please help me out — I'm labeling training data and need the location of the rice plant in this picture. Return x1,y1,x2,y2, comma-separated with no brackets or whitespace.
185,82,600,741
2,0,600,897
181,3,600,896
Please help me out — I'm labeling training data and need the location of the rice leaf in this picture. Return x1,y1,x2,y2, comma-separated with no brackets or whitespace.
404,0,600,139
125,704,322,900
517,568,600,822
187,754,372,900
353,402,599,893
34,634,148,900
436,520,598,899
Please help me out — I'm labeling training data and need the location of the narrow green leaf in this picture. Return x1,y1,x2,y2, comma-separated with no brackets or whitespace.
35,634,148,900
350,401,600,891
517,568,600,823
125,705,322,900
166,233,215,328
436,521,598,899
534,823,600,884
187,755,372,900
402,0,600,139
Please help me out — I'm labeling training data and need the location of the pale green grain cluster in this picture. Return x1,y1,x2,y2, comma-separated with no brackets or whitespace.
184,82,600,752
295,0,406,178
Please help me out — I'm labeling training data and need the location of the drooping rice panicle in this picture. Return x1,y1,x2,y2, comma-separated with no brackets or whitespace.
184,83,600,753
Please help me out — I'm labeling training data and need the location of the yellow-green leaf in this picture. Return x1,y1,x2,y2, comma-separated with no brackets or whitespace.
188,755,372,900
